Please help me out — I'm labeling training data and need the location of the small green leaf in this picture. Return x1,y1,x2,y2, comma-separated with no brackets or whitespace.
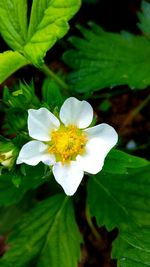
0,51,29,84
87,151,150,267
63,21,150,92
0,195,82,267
4,81,40,109
42,78,64,108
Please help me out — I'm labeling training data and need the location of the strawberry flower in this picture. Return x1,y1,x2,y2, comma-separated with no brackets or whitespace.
17,97,118,195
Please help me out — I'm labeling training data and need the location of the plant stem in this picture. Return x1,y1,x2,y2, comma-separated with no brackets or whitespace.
119,93,150,133
85,204,104,249
40,64,69,91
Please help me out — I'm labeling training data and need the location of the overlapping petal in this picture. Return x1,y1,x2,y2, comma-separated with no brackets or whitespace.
60,97,93,128
52,161,84,196
28,108,60,141
16,141,55,166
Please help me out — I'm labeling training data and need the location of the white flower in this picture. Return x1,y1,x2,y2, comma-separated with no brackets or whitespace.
16,97,118,196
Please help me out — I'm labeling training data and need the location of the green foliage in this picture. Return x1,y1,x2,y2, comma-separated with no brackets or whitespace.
0,0,81,84
42,78,64,109
0,164,47,206
2,81,40,134
0,194,82,267
87,149,150,267
0,51,29,84
0,205,25,234
0,1,150,266
0,196,35,234
3,81,39,109
63,2,150,92
0,0,28,51
104,149,149,174
24,0,81,66
138,0,150,37
113,231,150,267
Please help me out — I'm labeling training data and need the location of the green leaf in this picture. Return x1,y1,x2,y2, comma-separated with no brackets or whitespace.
0,172,24,206
87,151,150,267
0,164,46,206
103,149,149,174
0,51,29,84
138,1,150,38
24,0,81,66
0,196,34,234
0,0,27,51
88,165,150,229
0,194,82,267
3,81,40,109
112,230,150,267
63,22,150,92
2,81,40,134
42,78,64,108
0,206,23,234
0,0,81,67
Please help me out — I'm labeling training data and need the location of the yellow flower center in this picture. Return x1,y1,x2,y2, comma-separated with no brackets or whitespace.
48,125,87,164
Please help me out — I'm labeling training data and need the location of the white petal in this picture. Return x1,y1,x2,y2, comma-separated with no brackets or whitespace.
76,123,118,174
52,161,84,196
76,139,104,174
16,141,55,166
84,123,118,146
28,108,60,141
60,97,93,128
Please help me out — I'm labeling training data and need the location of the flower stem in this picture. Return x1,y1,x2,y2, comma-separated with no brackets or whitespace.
40,64,69,92
85,204,104,249
119,93,150,133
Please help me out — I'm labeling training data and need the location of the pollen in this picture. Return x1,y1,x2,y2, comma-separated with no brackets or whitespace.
48,125,87,164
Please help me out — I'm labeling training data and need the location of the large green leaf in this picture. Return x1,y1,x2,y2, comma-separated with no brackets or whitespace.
25,0,81,65
0,51,29,84
87,150,150,267
0,194,82,267
0,0,81,67
63,14,150,92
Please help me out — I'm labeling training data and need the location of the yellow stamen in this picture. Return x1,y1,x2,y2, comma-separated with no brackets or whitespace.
48,125,87,164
